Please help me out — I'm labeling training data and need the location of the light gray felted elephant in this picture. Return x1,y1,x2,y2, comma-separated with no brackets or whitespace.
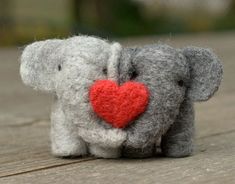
20,36,127,158
20,36,223,159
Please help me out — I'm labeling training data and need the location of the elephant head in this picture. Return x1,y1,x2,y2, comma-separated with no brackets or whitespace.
20,36,122,107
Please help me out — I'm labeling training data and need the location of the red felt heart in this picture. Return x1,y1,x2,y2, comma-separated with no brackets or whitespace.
89,80,149,128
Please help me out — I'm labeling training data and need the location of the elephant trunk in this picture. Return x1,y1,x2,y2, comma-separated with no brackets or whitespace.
107,43,122,83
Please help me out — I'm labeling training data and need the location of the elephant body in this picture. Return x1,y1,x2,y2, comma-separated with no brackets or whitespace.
20,36,223,158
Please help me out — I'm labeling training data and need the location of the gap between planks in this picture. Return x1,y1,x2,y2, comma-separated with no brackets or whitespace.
0,158,95,179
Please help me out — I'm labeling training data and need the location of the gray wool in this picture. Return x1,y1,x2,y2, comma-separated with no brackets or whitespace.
20,36,223,158
120,44,223,158
21,36,126,158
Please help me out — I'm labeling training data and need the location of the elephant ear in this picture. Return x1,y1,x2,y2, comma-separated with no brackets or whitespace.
182,46,223,102
20,39,62,92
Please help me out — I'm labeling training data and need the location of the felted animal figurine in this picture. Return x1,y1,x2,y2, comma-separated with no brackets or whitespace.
119,44,223,158
20,36,127,158
20,36,223,159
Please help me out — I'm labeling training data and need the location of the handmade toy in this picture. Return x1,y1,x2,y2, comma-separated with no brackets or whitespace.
20,36,223,158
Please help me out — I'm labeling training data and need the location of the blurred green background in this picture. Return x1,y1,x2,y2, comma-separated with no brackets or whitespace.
0,0,235,46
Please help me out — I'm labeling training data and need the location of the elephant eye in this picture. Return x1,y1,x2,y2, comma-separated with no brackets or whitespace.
129,61,138,80
102,67,107,75
130,70,138,80
177,80,184,87
58,64,62,71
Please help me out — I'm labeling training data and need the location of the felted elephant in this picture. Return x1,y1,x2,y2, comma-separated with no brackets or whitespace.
20,36,127,158
20,36,223,158
119,44,223,158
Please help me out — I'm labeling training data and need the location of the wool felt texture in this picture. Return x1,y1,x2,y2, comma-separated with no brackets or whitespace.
119,45,223,158
20,35,223,158
21,36,126,158
89,80,149,128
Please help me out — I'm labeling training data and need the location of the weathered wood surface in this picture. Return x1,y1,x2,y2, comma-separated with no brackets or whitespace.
0,32,235,184
2,132,234,184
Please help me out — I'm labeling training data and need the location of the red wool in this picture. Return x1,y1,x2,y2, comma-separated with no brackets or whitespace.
89,80,149,128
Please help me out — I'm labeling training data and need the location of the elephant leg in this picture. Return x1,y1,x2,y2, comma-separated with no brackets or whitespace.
78,128,126,158
161,100,195,158
122,129,156,158
51,100,87,157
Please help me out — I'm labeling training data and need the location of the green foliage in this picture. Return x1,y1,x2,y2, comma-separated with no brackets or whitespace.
213,0,235,31
1,0,235,46
71,0,235,38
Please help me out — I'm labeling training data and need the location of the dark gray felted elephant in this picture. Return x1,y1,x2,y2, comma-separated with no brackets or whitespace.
119,44,223,158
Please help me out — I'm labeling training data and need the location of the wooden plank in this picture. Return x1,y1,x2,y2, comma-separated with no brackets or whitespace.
1,131,234,184
0,120,95,178
195,92,235,138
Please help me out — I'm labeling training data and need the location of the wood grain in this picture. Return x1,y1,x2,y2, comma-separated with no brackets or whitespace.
0,120,95,178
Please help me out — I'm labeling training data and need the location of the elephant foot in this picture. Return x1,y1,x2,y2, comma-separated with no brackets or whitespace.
51,140,87,158
161,138,193,158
